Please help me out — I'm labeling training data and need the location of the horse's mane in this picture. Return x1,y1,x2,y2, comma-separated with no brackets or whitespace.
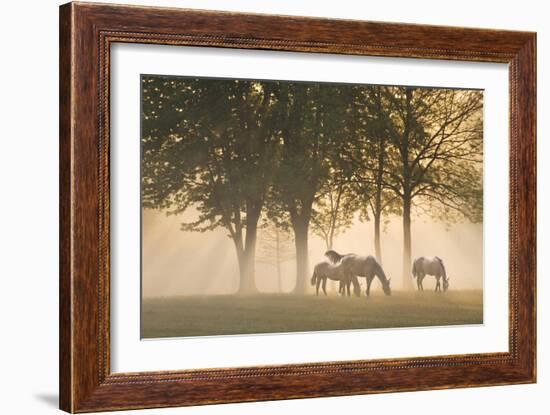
372,257,388,282
435,256,447,279
324,250,345,264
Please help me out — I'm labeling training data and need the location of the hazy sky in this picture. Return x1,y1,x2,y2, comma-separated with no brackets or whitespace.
142,208,483,297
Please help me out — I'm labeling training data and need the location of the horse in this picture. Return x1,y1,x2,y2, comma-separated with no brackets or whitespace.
412,256,449,292
325,250,391,297
310,261,354,296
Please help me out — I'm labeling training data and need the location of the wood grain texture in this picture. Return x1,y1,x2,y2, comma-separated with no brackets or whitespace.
59,2,536,412
59,3,73,411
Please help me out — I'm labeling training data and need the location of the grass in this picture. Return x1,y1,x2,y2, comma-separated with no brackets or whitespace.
141,290,483,338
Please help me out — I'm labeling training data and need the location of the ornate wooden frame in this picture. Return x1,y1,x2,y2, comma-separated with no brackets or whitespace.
59,2,536,412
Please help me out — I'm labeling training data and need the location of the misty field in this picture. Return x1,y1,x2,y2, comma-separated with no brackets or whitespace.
141,290,483,338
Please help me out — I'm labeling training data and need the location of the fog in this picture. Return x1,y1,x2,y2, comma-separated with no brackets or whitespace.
142,208,482,297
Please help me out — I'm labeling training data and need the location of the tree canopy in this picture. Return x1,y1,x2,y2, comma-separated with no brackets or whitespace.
142,75,483,293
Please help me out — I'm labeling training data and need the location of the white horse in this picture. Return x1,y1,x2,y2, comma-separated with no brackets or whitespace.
310,261,353,296
325,250,391,297
412,256,449,292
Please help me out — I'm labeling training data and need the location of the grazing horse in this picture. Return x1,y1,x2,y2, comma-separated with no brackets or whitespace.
325,250,391,297
310,261,353,296
412,256,449,292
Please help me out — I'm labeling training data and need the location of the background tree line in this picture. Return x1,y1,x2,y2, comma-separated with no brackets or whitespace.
141,76,483,294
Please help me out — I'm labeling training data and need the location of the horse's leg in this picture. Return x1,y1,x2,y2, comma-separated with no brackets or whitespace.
352,275,361,297
366,276,373,297
322,278,327,296
316,278,321,296
340,279,348,296
435,277,440,292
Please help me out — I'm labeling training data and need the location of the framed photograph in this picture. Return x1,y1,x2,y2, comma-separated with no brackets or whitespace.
59,2,536,412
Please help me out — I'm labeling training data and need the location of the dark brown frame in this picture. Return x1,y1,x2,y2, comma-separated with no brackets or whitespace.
59,2,536,412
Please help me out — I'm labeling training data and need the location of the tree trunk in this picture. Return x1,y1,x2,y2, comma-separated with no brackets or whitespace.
373,93,385,264
401,89,413,290
237,207,260,294
374,211,382,263
276,229,282,293
293,221,309,295
237,249,256,294
402,195,413,290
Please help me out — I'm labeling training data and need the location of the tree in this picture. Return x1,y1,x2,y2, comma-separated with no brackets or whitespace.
256,222,295,292
269,82,352,294
310,128,357,250
348,86,400,263
311,179,355,250
380,86,483,288
141,76,277,293
141,75,483,296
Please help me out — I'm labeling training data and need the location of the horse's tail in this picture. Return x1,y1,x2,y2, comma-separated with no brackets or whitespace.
310,270,317,286
436,256,447,280
412,259,417,278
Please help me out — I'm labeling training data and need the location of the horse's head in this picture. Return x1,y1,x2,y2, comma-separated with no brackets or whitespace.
443,277,450,292
324,250,341,264
382,278,392,296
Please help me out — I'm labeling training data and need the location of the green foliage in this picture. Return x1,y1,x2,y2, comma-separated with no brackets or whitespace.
142,76,277,238
348,86,402,222
379,86,484,222
267,83,337,226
